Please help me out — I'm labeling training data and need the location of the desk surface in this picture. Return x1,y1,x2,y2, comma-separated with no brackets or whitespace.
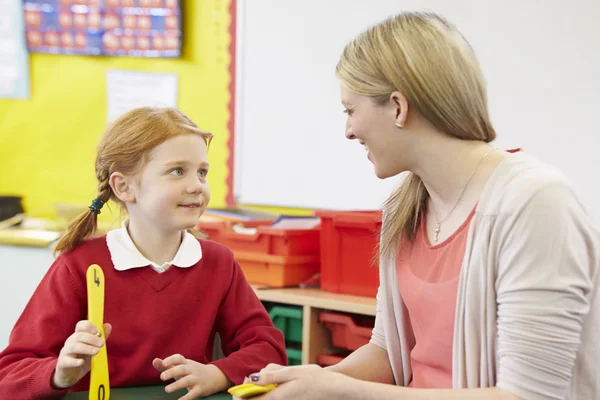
62,385,231,399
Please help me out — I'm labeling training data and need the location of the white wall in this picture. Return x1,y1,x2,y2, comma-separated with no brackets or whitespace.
234,0,600,220
0,245,53,349
475,0,600,223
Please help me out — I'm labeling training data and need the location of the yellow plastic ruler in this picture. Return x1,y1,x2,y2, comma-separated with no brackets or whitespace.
86,264,110,400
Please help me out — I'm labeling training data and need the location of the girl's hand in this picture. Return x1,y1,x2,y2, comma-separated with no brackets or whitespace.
153,354,231,399
52,320,112,389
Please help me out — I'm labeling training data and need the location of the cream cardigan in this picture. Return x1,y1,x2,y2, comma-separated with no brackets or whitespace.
370,152,599,400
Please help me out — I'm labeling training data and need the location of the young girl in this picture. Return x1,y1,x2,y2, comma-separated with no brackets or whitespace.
241,11,599,400
0,107,287,399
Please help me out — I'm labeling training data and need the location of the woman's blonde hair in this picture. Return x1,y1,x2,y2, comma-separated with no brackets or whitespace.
336,12,496,260
54,107,213,255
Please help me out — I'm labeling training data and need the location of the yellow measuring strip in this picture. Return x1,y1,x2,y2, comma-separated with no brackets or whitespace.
86,264,110,400
228,383,277,398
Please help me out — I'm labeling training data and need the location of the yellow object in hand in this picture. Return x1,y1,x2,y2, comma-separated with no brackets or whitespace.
228,383,277,398
86,264,110,400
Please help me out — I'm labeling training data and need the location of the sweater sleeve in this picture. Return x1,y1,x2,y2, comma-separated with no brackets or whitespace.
495,182,599,400
0,256,87,399
210,259,287,384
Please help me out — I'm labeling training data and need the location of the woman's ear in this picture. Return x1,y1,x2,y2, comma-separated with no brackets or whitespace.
390,91,409,128
109,172,135,203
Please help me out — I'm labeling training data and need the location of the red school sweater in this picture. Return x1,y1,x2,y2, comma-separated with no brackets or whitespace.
0,236,286,399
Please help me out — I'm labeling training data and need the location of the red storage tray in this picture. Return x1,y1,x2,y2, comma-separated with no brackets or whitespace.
198,219,321,287
320,312,374,351
235,251,320,287
198,220,320,257
316,210,381,297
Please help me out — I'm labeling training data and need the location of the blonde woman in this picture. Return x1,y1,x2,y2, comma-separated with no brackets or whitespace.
242,11,599,400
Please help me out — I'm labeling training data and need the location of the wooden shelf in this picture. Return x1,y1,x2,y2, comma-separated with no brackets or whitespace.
252,286,376,316
252,285,377,365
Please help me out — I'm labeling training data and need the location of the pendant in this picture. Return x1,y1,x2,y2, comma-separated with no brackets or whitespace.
434,223,441,242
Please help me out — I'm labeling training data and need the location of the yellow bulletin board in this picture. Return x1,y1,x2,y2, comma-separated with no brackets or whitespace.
0,0,234,224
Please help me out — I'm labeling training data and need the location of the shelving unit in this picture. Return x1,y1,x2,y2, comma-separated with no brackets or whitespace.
252,285,376,365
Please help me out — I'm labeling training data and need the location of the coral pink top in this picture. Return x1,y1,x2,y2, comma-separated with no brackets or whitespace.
396,207,475,388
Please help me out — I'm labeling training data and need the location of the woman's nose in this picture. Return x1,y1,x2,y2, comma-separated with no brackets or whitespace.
345,124,356,140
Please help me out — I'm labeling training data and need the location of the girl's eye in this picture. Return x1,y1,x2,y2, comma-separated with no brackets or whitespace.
343,108,354,116
169,168,184,176
198,169,208,178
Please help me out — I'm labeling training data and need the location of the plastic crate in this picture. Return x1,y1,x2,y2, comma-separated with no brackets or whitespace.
199,220,320,257
235,252,319,287
319,311,374,351
269,306,303,343
286,347,302,366
199,218,321,287
316,210,381,297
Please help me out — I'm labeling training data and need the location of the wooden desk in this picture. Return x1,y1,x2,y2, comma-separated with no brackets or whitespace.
62,385,231,399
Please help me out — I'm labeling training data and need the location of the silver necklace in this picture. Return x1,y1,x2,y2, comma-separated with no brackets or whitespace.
430,150,491,242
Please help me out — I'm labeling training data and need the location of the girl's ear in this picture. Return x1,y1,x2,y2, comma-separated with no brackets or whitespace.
109,172,136,203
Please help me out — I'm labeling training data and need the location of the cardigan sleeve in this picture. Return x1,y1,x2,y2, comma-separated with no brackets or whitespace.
371,211,389,350
494,182,599,400
370,285,387,350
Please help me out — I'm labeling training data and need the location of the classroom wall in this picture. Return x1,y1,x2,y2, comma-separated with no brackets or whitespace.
234,0,600,218
0,0,234,222
0,245,54,348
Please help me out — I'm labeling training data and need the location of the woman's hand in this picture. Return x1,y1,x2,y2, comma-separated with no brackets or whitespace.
235,364,352,400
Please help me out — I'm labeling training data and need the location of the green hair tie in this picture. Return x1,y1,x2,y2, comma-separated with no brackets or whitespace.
89,198,105,215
